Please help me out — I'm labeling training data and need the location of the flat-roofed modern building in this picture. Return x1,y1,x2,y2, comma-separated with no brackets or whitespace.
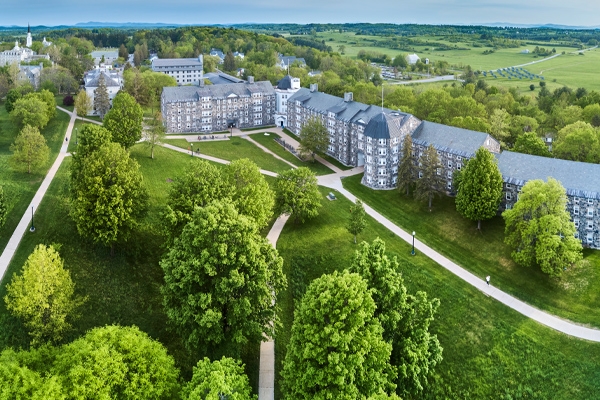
151,55,204,85
161,77,275,133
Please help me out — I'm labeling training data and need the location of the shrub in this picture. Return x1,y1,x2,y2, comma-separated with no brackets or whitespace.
63,96,74,106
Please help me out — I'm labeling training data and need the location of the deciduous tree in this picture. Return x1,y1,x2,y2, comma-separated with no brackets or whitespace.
455,147,503,230
274,167,322,223
298,116,329,161
70,142,148,252
553,121,600,163
74,89,92,119
181,357,256,400
0,350,64,399
160,200,285,355
4,244,84,345
350,239,443,398
224,158,274,229
282,270,395,399
414,145,444,210
52,325,179,399
347,199,367,244
103,92,144,148
10,96,49,130
144,111,166,159
9,125,50,174
503,178,582,277
513,131,551,157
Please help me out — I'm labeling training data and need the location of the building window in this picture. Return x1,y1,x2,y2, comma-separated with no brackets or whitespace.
587,220,594,230
587,208,594,217
447,181,452,190
574,218,580,228
587,233,594,244
505,203,512,210
418,171,423,179
506,192,512,201
574,206,579,215
448,161,452,168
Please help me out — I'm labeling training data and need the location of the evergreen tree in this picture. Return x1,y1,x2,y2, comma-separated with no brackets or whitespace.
94,74,111,119
223,51,236,72
397,134,416,195
455,147,503,230
0,185,6,228
414,144,444,210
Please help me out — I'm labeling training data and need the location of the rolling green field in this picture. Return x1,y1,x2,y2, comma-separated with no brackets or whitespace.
311,30,600,91
275,185,600,399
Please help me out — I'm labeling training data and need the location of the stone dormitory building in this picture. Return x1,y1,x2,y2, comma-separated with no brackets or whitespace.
285,83,600,249
160,76,600,249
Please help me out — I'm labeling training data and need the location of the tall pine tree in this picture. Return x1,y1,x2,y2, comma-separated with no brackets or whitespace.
397,134,416,195
94,74,111,119
414,145,444,210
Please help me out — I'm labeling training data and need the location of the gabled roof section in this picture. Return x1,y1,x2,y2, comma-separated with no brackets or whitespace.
412,121,494,158
364,112,410,139
85,71,121,88
497,151,600,199
152,57,203,68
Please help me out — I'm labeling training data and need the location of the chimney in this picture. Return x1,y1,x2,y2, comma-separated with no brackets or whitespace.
310,83,318,92
248,76,254,84
199,78,204,88
344,92,353,102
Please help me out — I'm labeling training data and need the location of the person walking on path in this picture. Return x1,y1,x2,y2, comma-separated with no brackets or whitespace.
486,276,490,286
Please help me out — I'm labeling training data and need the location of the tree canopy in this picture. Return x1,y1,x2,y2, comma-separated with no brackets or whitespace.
181,357,256,400
70,142,148,251
160,200,286,355
74,89,92,119
503,178,582,277
9,125,50,174
414,144,444,210
4,244,84,345
455,147,503,230
298,116,329,161
103,91,144,148
10,96,50,130
282,270,395,399
274,167,322,223
347,198,367,244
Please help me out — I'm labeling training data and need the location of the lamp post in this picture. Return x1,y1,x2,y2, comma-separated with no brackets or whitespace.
411,231,415,255
29,207,35,232
191,146,194,157
75,127,78,144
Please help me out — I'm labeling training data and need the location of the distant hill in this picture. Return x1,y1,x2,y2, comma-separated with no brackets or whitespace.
73,21,188,28
477,22,600,30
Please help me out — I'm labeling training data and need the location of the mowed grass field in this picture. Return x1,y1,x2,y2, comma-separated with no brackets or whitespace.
275,185,600,399
0,106,71,253
311,30,600,90
0,145,261,388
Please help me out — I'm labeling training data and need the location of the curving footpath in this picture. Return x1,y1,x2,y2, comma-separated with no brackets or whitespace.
0,108,76,281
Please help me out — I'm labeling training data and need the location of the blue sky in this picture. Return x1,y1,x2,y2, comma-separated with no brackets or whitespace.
3,0,599,27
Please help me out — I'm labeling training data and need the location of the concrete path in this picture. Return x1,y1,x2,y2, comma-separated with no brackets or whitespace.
0,108,76,281
56,106,103,125
241,135,298,170
259,214,290,400
389,74,459,85
317,174,600,342
160,143,279,178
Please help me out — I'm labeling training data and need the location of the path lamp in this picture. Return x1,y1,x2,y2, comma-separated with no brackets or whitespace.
191,146,194,157
29,207,35,232
411,231,415,255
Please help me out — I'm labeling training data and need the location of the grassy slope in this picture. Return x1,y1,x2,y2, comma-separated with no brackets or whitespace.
0,145,260,390
341,174,600,327
0,107,70,252
248,132,334,175
163,136,295,174
275,186,600,399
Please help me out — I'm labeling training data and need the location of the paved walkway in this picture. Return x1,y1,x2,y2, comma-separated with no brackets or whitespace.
0,108,76,281
56,106,103,125
259,214,290,400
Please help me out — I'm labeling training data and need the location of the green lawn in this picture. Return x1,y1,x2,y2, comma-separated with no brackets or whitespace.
341,174,600,328
55,94,74,112
248,132,334,175
163,136,295,174
0,107,71,253
0,144,260,390
275,185,600,399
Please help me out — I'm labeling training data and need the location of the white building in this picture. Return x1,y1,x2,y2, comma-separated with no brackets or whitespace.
274,75,301,128
406,53,421,65
26,24,32,48
151,55,204,86
90,50,119,66
84,65,123,116
19,63,43,89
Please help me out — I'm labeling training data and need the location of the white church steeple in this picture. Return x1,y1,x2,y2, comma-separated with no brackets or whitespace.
26,24,32,48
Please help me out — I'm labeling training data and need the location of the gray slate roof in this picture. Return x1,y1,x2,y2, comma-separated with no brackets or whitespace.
152,57,203,68
364,112,411,139
85,71,120,88
288,88,394,126
204,72,244,85
162,80,275,102
279,56,306,66
277,75,294,90
412,121,492,157
497,151,600,199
